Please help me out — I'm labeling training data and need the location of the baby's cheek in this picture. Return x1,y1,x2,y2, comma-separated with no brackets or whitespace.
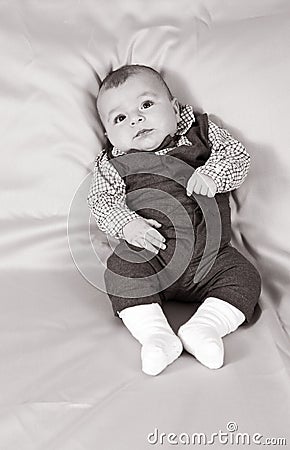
108,129,122,148
113,133,132,152
161,115,177,134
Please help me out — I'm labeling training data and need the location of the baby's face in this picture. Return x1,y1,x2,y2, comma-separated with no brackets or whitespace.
97,72,180,152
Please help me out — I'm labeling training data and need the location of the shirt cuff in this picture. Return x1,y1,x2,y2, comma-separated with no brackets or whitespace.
104,207,141,239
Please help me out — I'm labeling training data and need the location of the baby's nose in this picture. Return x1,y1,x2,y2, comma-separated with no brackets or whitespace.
130,115,144,126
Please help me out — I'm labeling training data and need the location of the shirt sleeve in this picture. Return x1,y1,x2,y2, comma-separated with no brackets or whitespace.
195,119,250,193
87,151,141,239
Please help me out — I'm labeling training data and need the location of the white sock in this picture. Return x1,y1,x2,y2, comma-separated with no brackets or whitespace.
178,297,245,369
118,303,183,376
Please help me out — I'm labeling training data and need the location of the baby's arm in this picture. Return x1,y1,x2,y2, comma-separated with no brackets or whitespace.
87,151,166,253
187,120,250,197
87,150,140,238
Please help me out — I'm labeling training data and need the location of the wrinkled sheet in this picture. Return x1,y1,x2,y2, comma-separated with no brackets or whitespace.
0,1,290,448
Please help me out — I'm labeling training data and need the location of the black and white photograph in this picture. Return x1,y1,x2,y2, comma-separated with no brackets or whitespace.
0,1,289,448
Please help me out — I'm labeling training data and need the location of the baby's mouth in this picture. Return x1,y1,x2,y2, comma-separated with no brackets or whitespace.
134,128,154,138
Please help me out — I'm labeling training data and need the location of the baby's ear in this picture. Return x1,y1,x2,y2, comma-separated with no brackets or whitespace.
171,98,181,122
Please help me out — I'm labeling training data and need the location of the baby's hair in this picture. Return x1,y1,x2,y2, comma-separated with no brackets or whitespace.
99,64,173,100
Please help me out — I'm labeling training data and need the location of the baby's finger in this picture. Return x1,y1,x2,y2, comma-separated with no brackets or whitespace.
131,239,144,249
145,219,162,228
200,182,208,195
143,238,159,254
133,237,157,253
146,235,166,251
146,227,165,240
192,181,202,195
203,185,213,197
145,229,166,248
186,177,197,196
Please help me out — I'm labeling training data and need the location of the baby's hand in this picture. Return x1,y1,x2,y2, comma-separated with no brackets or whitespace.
122,218,166,254
186,172,217,198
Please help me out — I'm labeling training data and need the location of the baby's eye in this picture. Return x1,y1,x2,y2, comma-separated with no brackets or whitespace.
114,114,126,124
141,100,153,110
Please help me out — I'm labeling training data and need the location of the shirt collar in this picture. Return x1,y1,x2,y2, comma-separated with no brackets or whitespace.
176,104,195,135
111,104,195,157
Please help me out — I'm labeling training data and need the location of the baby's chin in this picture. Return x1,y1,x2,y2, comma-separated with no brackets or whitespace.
131,132,166,152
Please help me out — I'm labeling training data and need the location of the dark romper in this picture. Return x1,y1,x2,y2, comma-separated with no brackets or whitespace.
104,113,261,322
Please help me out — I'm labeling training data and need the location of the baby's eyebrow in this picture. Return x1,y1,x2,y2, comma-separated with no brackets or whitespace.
138,91,158,98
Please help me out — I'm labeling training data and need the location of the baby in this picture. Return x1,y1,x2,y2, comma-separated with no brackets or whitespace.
88,64,261,376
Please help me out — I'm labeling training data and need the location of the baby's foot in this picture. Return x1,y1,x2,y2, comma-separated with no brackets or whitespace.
178,324,224,369
141,334,183,376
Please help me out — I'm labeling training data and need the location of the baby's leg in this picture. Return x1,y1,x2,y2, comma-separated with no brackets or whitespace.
105,241,182,376
119,304,182,376
178,297,245,369
178,246,261,369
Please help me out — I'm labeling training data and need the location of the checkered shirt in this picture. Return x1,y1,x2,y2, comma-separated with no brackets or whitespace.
87,105,250,239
